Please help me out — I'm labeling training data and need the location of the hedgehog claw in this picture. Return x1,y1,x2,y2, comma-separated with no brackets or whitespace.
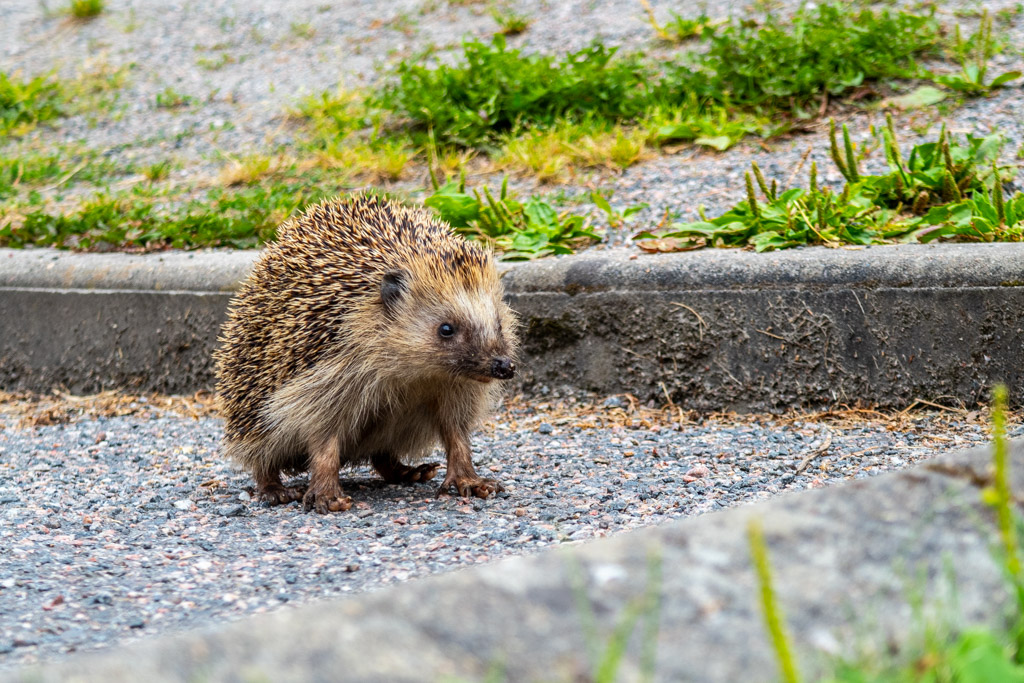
302,489,353,514
257,484,305,506
374,460,440,485
437,475,504,500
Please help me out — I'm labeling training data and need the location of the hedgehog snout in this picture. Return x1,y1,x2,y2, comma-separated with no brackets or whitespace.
490,357,516,380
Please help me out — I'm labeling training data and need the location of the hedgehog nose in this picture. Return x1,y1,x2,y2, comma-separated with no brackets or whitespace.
490,357,516,380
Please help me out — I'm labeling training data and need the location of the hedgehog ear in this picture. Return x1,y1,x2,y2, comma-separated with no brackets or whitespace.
380,270,409,313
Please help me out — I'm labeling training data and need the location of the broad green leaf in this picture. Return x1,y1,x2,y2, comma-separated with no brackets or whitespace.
694,135,733,151
887,85,947,110
523,199,558,229
991,71,1023,88
590,192,612,215
949,630,1024,683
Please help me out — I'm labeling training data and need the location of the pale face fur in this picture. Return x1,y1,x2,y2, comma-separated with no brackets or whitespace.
384,275,517,385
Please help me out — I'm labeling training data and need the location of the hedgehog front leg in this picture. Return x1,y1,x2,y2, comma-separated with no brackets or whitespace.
302,437,353,513
437,423,504,499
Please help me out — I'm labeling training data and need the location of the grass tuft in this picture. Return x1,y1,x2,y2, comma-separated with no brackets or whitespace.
639,0,719,44
67,0,104,20
0,71,64,136
491,5,531,35
155,87,197,109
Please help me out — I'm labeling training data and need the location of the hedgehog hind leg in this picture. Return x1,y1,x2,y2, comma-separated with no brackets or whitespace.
253,468,305,506
371,451,440,485
302,436,353,514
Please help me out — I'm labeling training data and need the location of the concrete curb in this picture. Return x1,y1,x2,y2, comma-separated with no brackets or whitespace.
2,243,1022,408
5,440,1020,682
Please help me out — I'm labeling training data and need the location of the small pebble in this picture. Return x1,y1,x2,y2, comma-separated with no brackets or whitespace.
216,504,246,517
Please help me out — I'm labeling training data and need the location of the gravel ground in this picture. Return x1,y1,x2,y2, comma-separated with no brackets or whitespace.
1,0,1023,238
0,392,1017,669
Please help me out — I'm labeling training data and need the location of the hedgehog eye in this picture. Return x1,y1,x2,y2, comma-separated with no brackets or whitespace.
438,323,456,338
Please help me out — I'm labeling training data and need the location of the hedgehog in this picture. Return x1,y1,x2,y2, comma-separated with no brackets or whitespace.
213,195,519,514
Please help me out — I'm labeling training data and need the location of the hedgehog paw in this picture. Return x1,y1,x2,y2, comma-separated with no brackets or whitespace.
437,475,504,500
388,462,441,485
302,489,353,514
257,484,305,506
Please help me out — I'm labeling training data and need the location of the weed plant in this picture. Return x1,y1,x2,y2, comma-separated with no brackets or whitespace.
935,11,1021,94
1,63,130,137
635,116,1023,252
424,174,601,259
155,87,196,109
639,0,719,43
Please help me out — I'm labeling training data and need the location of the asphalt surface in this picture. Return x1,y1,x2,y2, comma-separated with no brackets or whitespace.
0,393,1011,669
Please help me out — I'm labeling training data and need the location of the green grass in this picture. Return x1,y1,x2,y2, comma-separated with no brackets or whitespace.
282,1,1016,186
0,167,618,258
685,4,941,112
376,35,652,148
371,3,942,151
0,63,131,137
640,0,720,44
748,521,801,683
279,0,960,184
196,52,236,71
3,1,1019,258
568,551,661,683
0,145,134,199
0,178,343,250
0,71,64,136
289,21,316,39
635,116,1023,252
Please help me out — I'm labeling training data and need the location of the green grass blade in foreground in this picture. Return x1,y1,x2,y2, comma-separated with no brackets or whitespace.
748,521,801,683
567,550,662,683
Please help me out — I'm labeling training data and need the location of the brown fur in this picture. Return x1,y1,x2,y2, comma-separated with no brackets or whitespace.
214,194,518,512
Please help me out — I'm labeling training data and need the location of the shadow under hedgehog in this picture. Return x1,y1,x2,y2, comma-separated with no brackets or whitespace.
214,194,519,513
